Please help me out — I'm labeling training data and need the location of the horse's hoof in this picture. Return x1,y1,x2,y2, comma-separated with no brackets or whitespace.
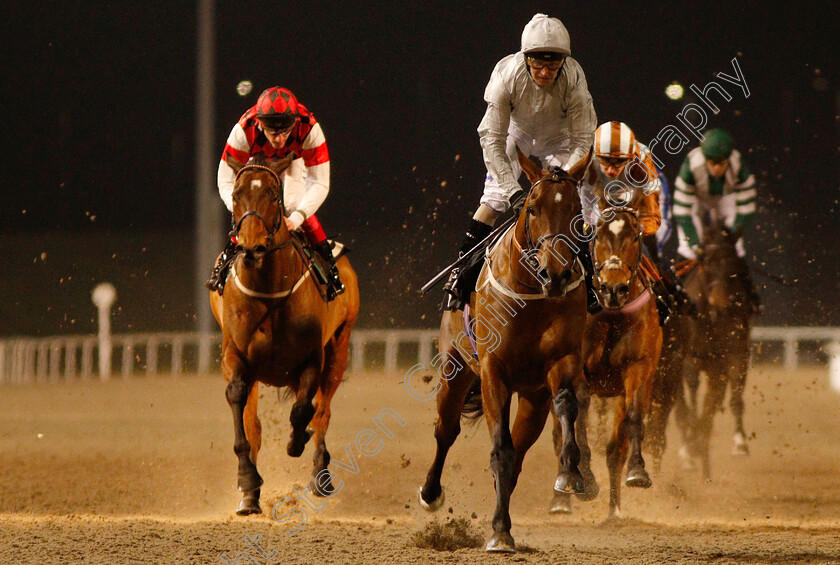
732,433,750,456
485,532,516,553
238,472,263,493
235,489,262,516
626,467,652,489
549,492,572,514
554,471,585,494
287,428,314,457
417,486,445,512
577,467,600,501
310,477,334,498
678,445,697,471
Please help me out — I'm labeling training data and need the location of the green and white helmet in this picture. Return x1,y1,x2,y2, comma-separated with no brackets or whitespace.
701,129,735,160
521,14,570,60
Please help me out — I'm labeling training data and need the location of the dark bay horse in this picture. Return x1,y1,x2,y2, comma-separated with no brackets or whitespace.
209,155,360,515
670,220,754,479
418,152,588,553
551,205,663,518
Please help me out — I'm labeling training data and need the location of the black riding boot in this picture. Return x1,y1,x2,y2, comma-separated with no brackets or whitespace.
641,234,674,325
205,238,238,295
577,245,603,315
735,256,763,314
311,240,345,301
441,219,494,312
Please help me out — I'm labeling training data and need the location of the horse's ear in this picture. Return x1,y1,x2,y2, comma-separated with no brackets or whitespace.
226,155,245,176
567,148,592,182
517,147,543,185
269,153,296,177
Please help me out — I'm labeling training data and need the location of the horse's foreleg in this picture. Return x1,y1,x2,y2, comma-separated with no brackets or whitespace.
624,363,654,490
728,351,751,456
287,362,319,458
550,377,596,514
511,389,551,486
550,358,585,496
223,349,263,514
483,372,516,553
647,332,683,472
418,360,475,512
308,332,349,496
694,368,728,480
606,397,629,518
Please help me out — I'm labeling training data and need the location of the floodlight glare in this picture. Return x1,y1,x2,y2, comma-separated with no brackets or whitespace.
237,80,253,96
665,82,684,100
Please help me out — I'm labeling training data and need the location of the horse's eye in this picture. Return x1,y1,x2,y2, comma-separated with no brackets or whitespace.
526,206,536,216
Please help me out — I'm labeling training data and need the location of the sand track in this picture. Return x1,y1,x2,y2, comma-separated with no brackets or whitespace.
1,366,839,564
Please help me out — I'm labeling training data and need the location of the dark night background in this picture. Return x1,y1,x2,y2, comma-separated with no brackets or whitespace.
2,1,839,336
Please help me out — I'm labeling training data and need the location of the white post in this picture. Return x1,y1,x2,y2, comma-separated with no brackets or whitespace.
827,342,840,393
92,283,117,381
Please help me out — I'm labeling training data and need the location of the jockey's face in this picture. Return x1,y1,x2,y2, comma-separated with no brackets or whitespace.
705,158,730,178
259,119,295,149
527,56,563,87
597,155,630,180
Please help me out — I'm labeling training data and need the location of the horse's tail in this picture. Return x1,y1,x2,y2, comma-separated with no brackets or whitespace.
460,375,484,422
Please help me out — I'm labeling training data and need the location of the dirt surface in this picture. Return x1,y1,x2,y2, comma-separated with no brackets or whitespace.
1,365,839,564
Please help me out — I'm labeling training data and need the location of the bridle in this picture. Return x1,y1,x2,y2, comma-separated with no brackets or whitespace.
510,167,584,291
230,164,296,257
592,206,643,285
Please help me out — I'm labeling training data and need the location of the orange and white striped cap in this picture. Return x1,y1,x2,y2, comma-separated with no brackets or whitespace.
594,121,637,159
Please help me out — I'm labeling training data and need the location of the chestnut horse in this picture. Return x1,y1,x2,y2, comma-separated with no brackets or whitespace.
418,153,588,553
209,155,360,515
551,206,663,518
668,219,753,479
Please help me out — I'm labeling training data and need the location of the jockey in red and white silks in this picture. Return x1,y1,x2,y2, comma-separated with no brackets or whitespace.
207,86,344,300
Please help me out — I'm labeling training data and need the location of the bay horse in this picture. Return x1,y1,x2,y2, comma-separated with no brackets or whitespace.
671,219,754,479
550,205,663,518
209,155,360,515
418,152,588,553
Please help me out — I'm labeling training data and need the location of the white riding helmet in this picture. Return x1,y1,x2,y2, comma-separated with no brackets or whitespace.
521,14,571,56
594,121,638,159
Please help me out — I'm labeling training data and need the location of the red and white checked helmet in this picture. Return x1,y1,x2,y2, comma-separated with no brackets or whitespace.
255,87,299,130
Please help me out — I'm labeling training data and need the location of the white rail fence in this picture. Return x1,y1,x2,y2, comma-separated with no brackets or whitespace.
0,327,837,385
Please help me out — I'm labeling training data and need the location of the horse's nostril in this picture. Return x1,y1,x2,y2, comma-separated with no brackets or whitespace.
617,284,630,297
538,269,550,283
255,245,267,255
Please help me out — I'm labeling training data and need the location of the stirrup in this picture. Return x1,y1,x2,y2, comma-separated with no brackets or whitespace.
655,295,671,326
440,269,465,312
586,285,602,315
205,260,231,295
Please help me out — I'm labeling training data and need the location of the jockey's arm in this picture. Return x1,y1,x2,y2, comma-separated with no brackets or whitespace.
562,60,597,170
635,152,662,237
288,123,330,229
217,122,253,212
478,101,520,215
673,156,701,249
732,160,757,233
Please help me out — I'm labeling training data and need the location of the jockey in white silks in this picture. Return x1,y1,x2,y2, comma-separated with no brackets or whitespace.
441,13,599,312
